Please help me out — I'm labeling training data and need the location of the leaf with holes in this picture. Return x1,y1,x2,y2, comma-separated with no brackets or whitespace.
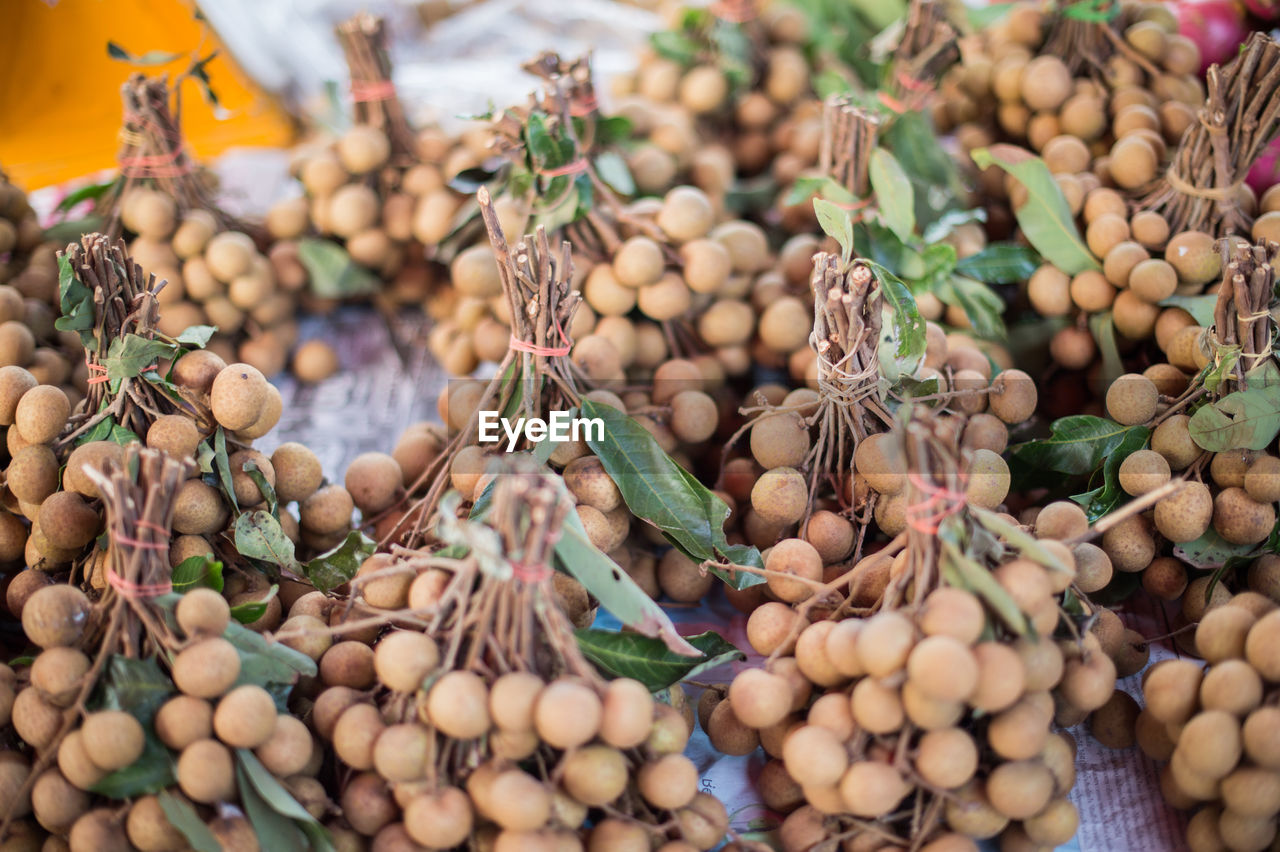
234,511,296,569
1189,361,1280,452
303,531,376,594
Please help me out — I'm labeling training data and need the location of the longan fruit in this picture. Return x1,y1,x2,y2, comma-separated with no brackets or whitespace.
613,237,665,289
12,687,64,751
36,491,100,551
14,385,69,444
1214,487,1276,545
124,792,190,851
750,466,807,526
964,449,1010,509
1244,706,1280,769
532,678,600,748
1179,709,1242,779
0,365,36,425
1116,449,1171,497
1049,325,1095,369
838,761,911,818
300,484,354,535
1244,455,1280,503
561,744,628,806
151,695,214,753
781,724,847,789
344,451,403,516
1245,610,1280,681
292,339,340,383
599,678,654,749
8,444,60,504
1034,501,1088,540
171,349,227,395
759,297,812,354
1129,258,1178,303
80,710,145,771
174,587,230,638
728,668,791,729
212,684,278,748
1027,265,1071,317
637,754,699,811
1105,373,1158,426
987,760,1055,820
765,538,822,603
943,781,1009,839
907,636,978,703
854,432,905,495
1058,650,1117,713
1166,231,1220,287
0,321,34,367
210,362,269,430
1020,56,1072,111
204,231,256,283
369,630,437,694
750,412,810,470
172,636,240,699
332,702,384,770
1201,659,1263,716
1103,241,1151,289
915,727,979,789
21,584,90,649
272,442,324,504
1151,415,1201,471
669,390,719,444
746,601,801,656
404,787,472,849
1070,269,1116,312
177,739,235,804
986,369,1035,424
338,125,391,174
1109,136,1158,189
970,641,1027,714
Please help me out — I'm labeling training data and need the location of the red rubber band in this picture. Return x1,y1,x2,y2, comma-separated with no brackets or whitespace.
896,71,932,93
878,92,908,115
539,159,588,178
86,356,110,385
350,79,397,103
570,94,598,117
107,566,172,598
904,471,967,534
114,533,169,551
511,561,552,583
119,147,193,179
509,310,572,357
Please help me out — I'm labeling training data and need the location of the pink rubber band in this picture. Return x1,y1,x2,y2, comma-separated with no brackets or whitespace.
904,471,967,534
511,561,552,583
710,0,756,23
107,566,172,598
539,159,588,178
350,79,397,103
570,94,598,117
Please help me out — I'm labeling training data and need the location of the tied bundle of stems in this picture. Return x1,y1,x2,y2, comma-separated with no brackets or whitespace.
336,13,416,159
1040,1,1155,79
56,235,206,450
522,52,600,123
890,0,959,99
106,73,243,236
1210,238,1278,383
1136,33,1280,239
819,98,880,200
0,447,191,839
385,188,583,548
806,254,894,497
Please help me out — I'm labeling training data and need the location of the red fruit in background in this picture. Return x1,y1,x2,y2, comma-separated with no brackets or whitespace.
1178,0,1250,73
1244,0,1280,20
1247,137,1280,196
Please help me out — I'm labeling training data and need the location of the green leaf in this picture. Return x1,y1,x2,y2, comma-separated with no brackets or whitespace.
581,399,764,589
89,655,174,718
595,116,633,148
595,152,635,197
237,752,336,851
814,199,855,265
954,244,1040,283
1189,361,1280,452
869,148,915,243
212,427,237,511
881,111,968,230
158,792,222,852
1010,415,1140,476
236,762,308,852
946,276,1007,340
555,507,699,655
971,146,1099,274
234,511,296,568
1089,311,1124,387
55,178,118,214
103,334,178,382
303,531,376,593
172,555,224,593
242,460,278,515
574,629,743,691
55,254,96,345
107,42,183,65
866,261,926,363
297,238,379,298
786,175,848,207
230,585,278,624
1203,346,1240,396
196,439,215,474
1158,295,1216,327
650,30,701,66
87,656,177,799
174,324,217,348
1173,527,1258,570
966,2,1015,28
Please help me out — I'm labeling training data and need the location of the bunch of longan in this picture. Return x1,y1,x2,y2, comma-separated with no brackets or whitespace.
1,585,323,850
610,3,818,197
1138,596,1280,852
310,626,725,851
712,562,1116,851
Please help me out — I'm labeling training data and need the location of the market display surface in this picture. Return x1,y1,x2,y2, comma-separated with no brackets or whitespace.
2,1,1280,850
